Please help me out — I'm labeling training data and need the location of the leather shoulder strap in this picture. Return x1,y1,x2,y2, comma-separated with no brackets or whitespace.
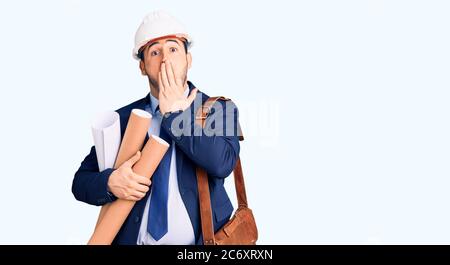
196,167,215,245
195,96,244,141
196,96,248,245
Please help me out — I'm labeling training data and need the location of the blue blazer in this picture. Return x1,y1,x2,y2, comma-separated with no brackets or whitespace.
72,81,240,245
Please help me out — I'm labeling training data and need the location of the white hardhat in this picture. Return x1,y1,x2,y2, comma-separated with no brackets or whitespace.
133,10,193,60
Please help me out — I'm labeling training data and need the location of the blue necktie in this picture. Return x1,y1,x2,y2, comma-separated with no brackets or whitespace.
147,106,173,241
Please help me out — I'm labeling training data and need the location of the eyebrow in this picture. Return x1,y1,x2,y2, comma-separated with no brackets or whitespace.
147,39,180,49
165,39,180,46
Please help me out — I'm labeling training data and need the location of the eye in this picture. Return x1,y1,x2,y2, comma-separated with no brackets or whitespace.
150,50,160,56
170,47,178,53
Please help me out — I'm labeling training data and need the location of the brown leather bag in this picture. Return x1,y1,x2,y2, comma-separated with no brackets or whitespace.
195,96,258,245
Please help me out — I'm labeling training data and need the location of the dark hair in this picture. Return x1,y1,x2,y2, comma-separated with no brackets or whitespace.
138,40,188,60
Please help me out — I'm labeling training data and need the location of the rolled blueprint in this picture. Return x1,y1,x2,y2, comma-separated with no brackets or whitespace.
88,135,170,245
94,109,152,230
91,111,121,171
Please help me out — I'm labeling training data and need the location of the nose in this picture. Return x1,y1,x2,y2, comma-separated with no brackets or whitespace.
162,51,168,63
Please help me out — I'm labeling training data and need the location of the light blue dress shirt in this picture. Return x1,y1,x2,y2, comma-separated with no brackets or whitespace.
136,87,195,245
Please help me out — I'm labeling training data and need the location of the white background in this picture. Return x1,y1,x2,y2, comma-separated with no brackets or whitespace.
0,0,449,244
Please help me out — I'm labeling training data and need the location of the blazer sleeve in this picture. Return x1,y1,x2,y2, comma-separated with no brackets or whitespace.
72,146,117,206
160,98,240,179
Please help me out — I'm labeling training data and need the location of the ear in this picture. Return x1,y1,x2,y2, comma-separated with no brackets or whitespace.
186,52,192,70
139,60,146,76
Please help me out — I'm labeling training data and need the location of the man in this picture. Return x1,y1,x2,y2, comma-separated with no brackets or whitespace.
72,10,240,245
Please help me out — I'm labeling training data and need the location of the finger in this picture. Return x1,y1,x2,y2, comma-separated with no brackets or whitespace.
160,70,171,97
132,190,146,199
126,195,141,201
134,183,150,193
173,61,183,88
186,88,198,105
161,62,170,89
158,71,165,94
169,60,182,89
132,173,151,185
124,151,141,167
166,60,176,88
